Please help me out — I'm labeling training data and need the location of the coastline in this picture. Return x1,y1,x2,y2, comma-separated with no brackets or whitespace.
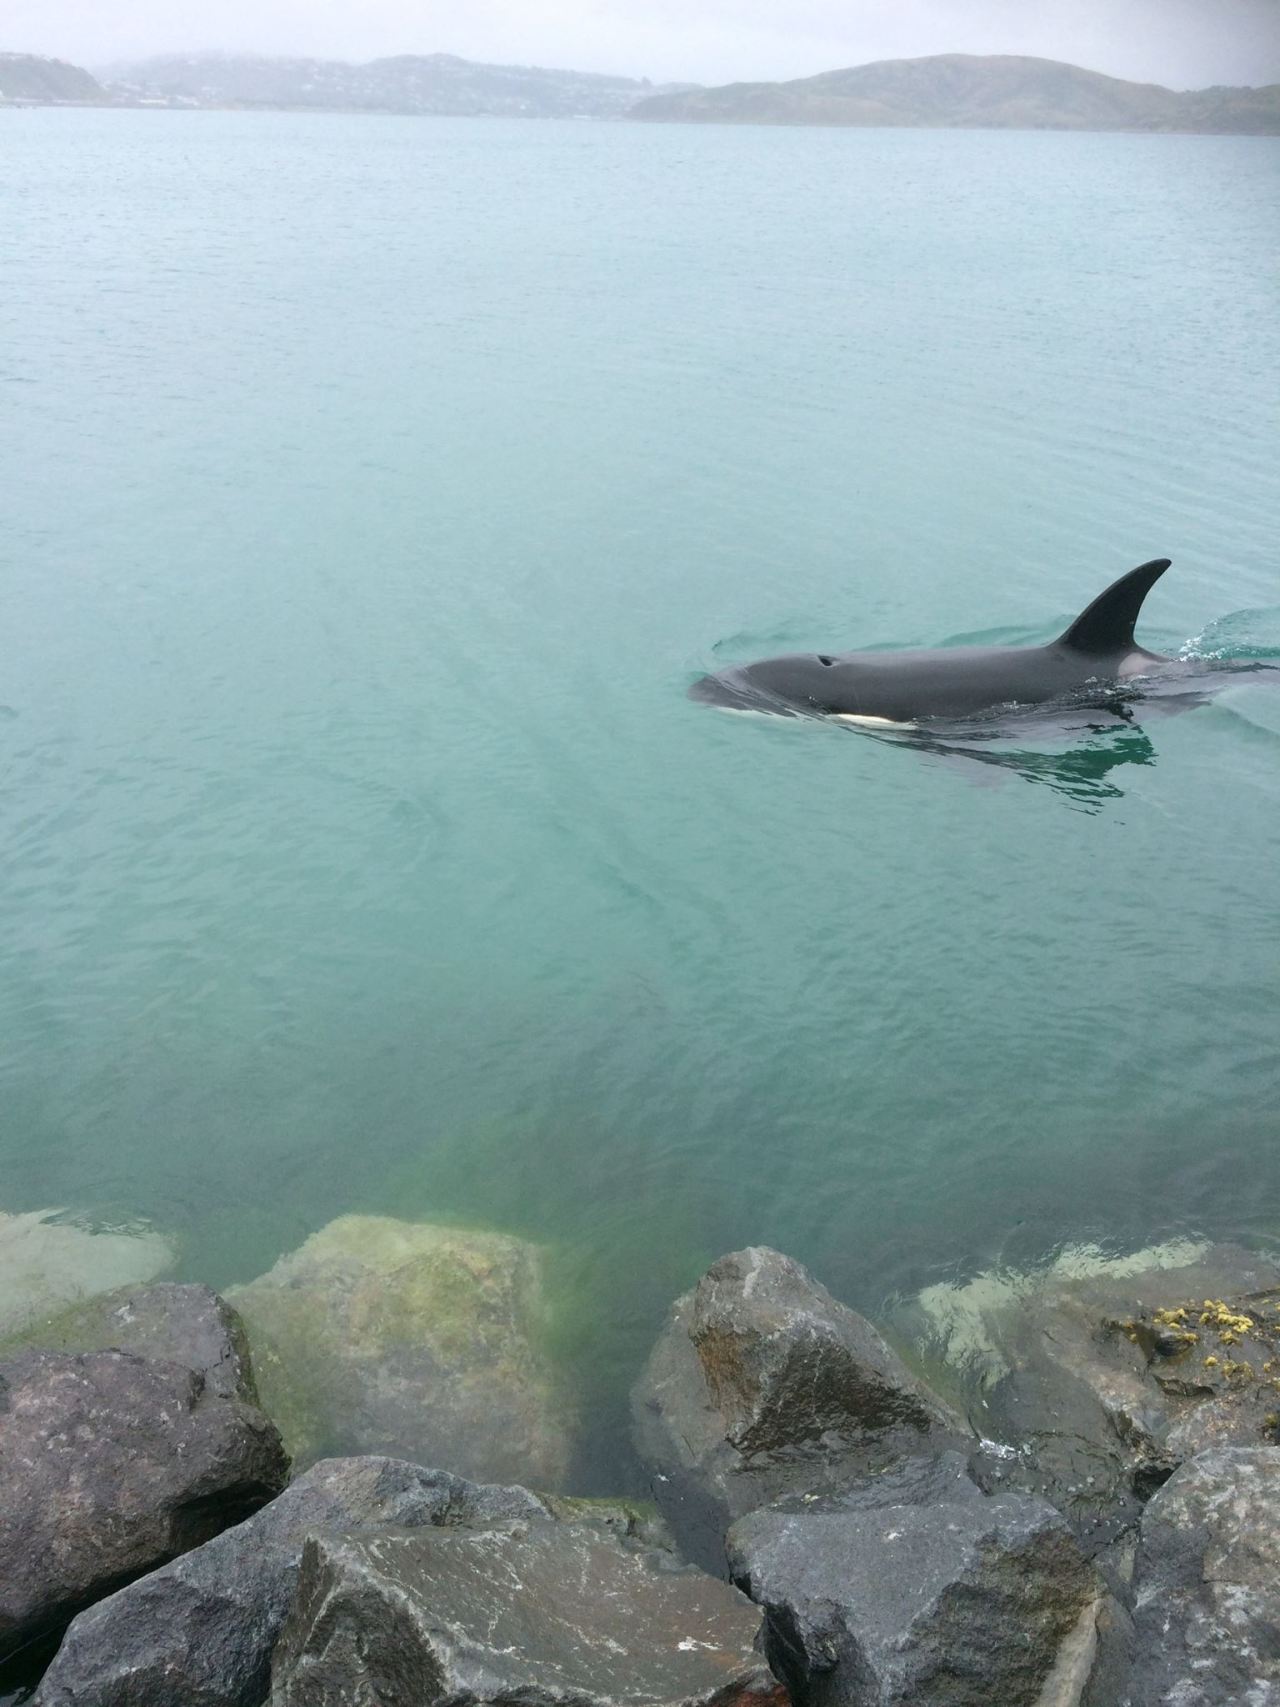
5,98,1280,135
4,1211,1280,1702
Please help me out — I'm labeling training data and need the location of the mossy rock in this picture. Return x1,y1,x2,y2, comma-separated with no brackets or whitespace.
227,1215,574,1488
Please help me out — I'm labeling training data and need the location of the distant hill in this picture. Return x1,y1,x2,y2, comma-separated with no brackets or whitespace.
103,52,692,118
630,53,1280,134
0,51,105,103
12,48,1276,131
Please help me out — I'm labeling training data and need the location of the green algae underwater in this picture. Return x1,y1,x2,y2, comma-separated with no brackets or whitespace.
2,109,1279,1487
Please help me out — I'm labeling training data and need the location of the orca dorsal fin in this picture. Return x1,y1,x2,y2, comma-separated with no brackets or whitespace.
1057,558,1171,654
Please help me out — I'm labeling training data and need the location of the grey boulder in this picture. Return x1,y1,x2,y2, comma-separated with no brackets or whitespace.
35,1456,546,1707
919,1243,1280,1552
0,1349,287,1663
632,1247,966,1566
969,1359,1156,1554
4,1282,258,1402
270,1518,788,1707
1122,1446,1280,1706
727,1455,1101,1707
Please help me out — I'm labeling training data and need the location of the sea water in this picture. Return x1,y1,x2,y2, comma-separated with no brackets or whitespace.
2,110,1278,1483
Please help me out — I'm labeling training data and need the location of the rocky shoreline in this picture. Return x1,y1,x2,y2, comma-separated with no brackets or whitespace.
3,1216,1279,1704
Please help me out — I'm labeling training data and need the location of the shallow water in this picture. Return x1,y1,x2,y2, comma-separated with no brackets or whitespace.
2,110,1278,1487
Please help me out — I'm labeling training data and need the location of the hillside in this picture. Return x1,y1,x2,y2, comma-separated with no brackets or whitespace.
631,53,1280,134
104,52,689,118
0,52,105,103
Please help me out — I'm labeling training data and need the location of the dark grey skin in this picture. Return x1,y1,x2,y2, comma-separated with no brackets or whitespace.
690,558,1177,724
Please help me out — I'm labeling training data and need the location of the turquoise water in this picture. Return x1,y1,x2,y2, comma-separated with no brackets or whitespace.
2,111,1279,1483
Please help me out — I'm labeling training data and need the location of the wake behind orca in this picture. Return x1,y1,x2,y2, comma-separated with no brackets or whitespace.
691,558,1191,725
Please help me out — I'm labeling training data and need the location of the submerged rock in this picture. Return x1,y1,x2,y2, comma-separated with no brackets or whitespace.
910,1242,1280,1551
269,1519,787,1707
0,1208,174,1339
4,1283,258,1402
34,1456,546,1707
226,1215,573,1487
1121,1446,1280,1706
632,1247,967,1567
0,1349,287,1665
727,1454,1101,1707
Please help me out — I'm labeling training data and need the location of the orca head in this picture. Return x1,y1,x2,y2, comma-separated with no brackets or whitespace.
689,652,841,716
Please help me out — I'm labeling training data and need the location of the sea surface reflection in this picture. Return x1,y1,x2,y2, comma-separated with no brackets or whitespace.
863,716,1159,810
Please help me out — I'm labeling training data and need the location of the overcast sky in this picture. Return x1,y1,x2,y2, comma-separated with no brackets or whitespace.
10,0,1280,90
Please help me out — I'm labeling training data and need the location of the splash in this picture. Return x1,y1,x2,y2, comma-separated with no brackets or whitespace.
1178,607,1280,663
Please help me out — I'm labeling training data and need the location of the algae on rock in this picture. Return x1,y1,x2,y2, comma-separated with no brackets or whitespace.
227,1215,573,1488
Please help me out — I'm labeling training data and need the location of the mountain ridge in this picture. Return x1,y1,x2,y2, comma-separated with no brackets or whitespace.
99,50,692,117
4,49,1278,132
630,53,1280,133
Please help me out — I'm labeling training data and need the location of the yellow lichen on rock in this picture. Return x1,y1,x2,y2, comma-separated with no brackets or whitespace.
1198,1301,1256,1335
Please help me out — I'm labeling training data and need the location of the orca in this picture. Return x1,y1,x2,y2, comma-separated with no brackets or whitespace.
689,558,1182,724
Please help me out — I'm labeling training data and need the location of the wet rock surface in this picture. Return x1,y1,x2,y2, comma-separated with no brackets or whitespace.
918,1243,1280,1554
968,1360,1152,1555
1121,1446,1280,1706
269,1518,788,1707
227,1215,573,1486
632,1247,967,1567
3,1283,258,1402
0,1349,287,1665
33,1456,546,1707
728,1456,1099,1707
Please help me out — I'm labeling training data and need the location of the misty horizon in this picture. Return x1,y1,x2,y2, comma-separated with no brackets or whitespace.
8,0,1280,93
